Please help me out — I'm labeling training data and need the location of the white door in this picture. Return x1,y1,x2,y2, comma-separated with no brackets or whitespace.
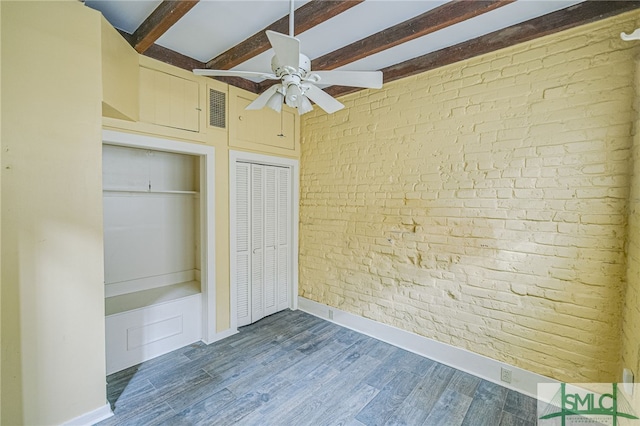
236,162,291,327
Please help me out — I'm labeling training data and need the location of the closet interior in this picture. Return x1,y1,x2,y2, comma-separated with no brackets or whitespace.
102,143,206,374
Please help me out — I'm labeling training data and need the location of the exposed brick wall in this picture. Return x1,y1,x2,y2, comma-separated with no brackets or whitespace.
300,11,640,383
622,59,640,386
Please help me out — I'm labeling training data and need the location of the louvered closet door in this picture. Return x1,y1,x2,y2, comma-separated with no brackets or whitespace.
235,162,291,326
263,166,278,317
236,162,251,327
251,164,265,323
276,167,291,311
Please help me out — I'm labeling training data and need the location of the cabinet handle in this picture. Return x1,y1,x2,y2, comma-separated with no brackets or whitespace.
239,116,244,121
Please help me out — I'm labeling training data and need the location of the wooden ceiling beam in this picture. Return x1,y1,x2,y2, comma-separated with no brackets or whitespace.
312,0,514,71
205,0,364,71
326,0,640,98
131,0,199,54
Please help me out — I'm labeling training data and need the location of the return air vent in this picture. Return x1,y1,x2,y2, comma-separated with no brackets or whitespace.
209,89,226,129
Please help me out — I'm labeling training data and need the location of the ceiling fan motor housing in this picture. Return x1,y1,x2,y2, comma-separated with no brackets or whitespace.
271,53,311,78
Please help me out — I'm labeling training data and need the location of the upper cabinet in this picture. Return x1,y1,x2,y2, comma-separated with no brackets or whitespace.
98,26,299,154
229,86,300,157
101,16,139,121
139,67,200,132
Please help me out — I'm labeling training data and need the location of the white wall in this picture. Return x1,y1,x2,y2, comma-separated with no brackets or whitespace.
103,145,199,297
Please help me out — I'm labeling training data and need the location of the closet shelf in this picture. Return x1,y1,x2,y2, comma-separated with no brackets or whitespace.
103,188,198,195
105,280,201,316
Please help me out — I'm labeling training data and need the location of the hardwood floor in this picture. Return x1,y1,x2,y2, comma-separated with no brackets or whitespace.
99,310,538,425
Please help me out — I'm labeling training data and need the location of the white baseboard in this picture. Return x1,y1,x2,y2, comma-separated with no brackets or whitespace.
61,402,112,426
298,296,556,398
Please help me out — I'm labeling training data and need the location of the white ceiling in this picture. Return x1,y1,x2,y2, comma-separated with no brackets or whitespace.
85,0,586,79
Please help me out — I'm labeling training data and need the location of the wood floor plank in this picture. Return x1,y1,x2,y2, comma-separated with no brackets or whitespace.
384,364,456,425
325,336,372,371
363,347,409,389
355,370,422,425
362,345,436,390
292,354,384,425
161,372,224,413
461,379,509,426
116,402,175,426
424,388,473,426
317,381,379,426
225,348,305,396
157,389,236,426
241,363,342,423
383,405,430,426
503,389,538,423
499,410,537,426
296,330,346,355
355,337,397,361
106,376,154,409
215,375,293,424
447,370,482,397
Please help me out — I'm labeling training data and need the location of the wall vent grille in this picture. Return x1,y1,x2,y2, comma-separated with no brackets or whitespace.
209,89,226,129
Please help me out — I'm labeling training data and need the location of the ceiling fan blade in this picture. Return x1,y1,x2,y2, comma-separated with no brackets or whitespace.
246,84,282,110
304,84,344,114
266,30,300,69
193,69,277,80
306,70,383,89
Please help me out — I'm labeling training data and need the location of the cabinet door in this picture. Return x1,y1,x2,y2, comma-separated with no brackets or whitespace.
139,67,200,132
229,86,299,156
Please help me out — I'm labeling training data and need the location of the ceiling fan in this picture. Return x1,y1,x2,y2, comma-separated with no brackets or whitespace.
193,0,383,115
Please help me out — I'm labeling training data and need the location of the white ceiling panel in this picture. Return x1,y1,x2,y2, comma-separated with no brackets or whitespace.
85,0,162,33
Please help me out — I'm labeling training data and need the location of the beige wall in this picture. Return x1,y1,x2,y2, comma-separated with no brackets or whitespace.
1,2,107,424
623,58,640,388
300,11,640,384
0,0,3,421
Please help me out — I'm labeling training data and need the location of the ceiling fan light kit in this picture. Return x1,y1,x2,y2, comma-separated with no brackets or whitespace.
193,1,382,116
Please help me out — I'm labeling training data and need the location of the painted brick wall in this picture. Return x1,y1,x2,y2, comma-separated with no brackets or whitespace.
300,11,640,383
623,59,640,387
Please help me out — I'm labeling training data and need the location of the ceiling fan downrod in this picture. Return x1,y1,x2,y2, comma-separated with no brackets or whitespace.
289,0,294,37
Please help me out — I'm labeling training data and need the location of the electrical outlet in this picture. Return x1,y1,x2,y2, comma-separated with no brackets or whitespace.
328,309,334,320
623,368,634,395
501,368,512,384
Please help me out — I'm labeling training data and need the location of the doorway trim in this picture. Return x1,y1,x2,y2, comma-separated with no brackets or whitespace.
102,129,217,343
229,150,299,331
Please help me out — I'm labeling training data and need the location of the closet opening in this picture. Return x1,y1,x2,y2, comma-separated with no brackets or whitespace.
102,130,216,374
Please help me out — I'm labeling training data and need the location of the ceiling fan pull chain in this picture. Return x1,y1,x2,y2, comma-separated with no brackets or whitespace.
277,107,285,138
